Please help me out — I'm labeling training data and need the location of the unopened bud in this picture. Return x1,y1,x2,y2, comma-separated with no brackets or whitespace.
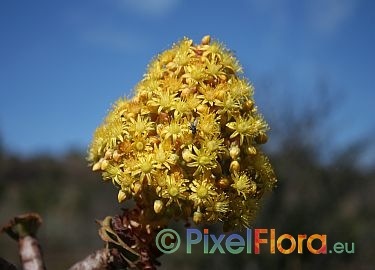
182,149,193,162
193,211,203,224
100,159,109,170
243,100,254,111
133,182,142,195
247,146,257,155
229,160,240,173
219,74,227,81
196,104,208,114
255,132,268,144
180,88,192,98
117,190,127,203
229,144,241,160
201,35,211,45
166,61,176,70
112,150,121,162
217,177,231,190
92,161,102,171
104,149,113,160
159,112,169,123
154,200,164,214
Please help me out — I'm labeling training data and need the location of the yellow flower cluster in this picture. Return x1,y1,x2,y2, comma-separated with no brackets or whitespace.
88,35,276,230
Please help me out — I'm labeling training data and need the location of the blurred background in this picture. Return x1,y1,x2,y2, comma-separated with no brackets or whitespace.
0,0,374,269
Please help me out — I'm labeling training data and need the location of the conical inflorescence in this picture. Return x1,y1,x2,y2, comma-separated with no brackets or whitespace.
88,35,277,231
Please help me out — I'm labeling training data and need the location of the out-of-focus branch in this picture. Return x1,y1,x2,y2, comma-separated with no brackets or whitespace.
67,249,110,270
1,213,45,270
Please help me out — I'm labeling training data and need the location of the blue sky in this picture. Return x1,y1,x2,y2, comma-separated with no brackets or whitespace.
0,0,374,163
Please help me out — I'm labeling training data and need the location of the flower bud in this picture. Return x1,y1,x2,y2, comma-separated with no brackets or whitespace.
133,182,142,195
182,149,193,162
219,74,227,81
193,211,203,224
196,104,208,114
92,161,102,171
229,160,240,173
166,61,176,70
243,100,254,111
180,88,192,98
201,35,211,45
217,177,231,190
255,132,268,144
117,190,127,203
158,112,169,123
154,200,164,214
112,150,121,162
100,159,109,170
229,144,240,160
104,149,113,160
246,146,257,155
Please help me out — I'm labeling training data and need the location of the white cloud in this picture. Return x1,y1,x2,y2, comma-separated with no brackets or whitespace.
307,0,358,35
115,0,181,17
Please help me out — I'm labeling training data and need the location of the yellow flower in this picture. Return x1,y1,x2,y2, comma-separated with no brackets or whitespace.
197,84,220,106
173,51,190,69
102,162,123,184
187,146,217,176
229,80,254,100
162,76,184,94
153,142,176,170
147,90,177,113
170,97,192,118
131,135,152,153
221,52,242,74
146,59,164,80
132,154,157,185
226,198,259,230
216,92,240,117
231,172,256,199
226,115,268,145
127,114,154,138
202,40,224,61
205,60,225,80
196,110,221,136
161,174,188,206
160,117,189,143
201,136,225,154
189,177,218,207
182,64,207,85
204,193,229,222
184,94,201,111
158,48,177,66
